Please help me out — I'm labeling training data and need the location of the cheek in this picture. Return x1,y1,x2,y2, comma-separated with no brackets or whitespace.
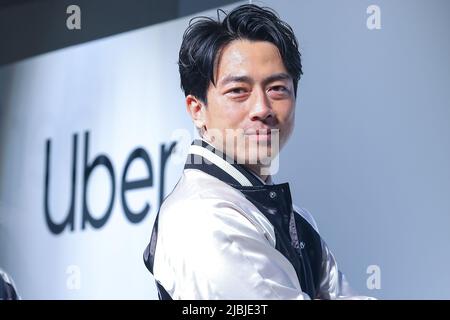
225,109,246,127
286,108,295,128
210,102,246,129
280,105,295,137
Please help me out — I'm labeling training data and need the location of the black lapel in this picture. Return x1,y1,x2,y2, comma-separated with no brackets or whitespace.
184,139,264,187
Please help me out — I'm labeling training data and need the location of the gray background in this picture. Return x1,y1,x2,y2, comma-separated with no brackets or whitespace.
270,0,450,299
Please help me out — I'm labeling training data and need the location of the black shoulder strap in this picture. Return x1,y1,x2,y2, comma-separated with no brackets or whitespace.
155,280,172,300
0,274,18,300
143,209,173,300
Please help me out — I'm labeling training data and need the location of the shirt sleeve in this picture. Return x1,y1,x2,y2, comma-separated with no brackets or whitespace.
293,206,375,300
153,198,312,300
316,239,376,300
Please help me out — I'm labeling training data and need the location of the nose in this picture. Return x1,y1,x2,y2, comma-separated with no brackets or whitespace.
249,88,274,122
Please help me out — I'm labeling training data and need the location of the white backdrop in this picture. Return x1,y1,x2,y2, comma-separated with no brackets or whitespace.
0,13,205,299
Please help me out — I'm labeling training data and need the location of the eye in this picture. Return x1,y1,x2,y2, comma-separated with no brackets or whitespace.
268,85,290,98
228,88,247,94
225,87,250,100
270,85,288,92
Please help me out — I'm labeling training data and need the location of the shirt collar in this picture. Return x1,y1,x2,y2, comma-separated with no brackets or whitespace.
184,139,273,187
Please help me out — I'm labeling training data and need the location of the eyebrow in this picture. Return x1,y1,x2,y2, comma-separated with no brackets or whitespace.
219,75,253,86
219,73,292,87
262,73,292,86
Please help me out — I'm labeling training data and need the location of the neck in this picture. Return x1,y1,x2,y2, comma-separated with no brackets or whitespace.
245,164,270,183
200,137,272,183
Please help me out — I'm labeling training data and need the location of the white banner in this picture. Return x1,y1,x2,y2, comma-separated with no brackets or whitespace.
0,13,204,299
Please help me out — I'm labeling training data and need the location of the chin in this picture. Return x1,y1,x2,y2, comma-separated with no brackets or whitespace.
239,145,273,166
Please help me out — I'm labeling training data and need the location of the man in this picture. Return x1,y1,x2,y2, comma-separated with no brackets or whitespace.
144,4,363,300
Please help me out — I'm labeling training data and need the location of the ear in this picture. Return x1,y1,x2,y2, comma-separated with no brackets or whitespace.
185,94,207,130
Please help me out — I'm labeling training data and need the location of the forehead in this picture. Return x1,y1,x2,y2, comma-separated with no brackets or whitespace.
215,40,288,83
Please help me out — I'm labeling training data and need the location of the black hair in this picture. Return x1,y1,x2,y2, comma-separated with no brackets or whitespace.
178,4,302,103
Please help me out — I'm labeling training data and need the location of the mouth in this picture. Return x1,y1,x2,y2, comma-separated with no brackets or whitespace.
245,128,274,142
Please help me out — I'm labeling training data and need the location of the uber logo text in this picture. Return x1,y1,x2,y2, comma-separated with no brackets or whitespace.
44,131,176,234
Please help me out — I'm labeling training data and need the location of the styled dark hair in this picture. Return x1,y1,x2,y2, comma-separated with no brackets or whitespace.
178,4,302,103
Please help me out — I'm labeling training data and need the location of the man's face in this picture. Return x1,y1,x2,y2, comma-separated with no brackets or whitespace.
198,40,296,171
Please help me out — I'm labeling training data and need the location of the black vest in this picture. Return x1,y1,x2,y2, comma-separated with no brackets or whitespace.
143,139,323,299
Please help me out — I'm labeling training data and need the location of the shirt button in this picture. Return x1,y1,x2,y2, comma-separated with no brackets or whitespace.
269,191,277,199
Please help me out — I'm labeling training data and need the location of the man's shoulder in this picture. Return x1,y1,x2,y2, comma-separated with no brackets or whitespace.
159,169,247,219
158,169,275,242
293,204,320,233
